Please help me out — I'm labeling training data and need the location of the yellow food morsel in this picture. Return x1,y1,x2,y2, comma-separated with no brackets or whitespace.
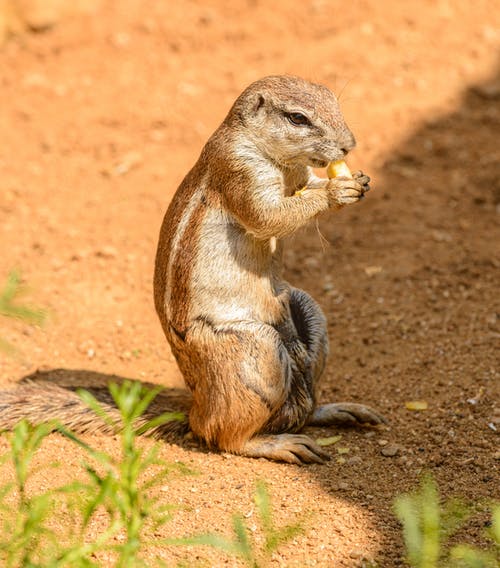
327,160,352,179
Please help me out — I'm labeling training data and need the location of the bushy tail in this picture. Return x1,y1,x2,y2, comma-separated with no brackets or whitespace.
0,373,191,440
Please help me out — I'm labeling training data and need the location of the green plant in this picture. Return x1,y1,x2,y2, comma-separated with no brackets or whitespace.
0,381,189,567
58,381,189,567
3,382,500,568
0,270,47,354
167,479,305,567
0,380,305,567
0,420,56,567
394,475,500,568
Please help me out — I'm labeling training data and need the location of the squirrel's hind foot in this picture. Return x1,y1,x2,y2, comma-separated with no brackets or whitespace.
308,402,387,427
238,433,330,465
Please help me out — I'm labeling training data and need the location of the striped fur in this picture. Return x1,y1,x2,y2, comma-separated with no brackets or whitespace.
153,76,384,463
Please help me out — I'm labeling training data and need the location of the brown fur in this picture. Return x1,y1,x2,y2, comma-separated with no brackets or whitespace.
1,76,384,464
153,75,385,463
0,370,191,439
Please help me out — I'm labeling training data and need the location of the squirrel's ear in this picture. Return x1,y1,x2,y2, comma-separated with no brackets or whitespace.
254,94,265,113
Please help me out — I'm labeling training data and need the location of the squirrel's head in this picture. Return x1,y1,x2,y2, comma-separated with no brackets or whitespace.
229,75,356,168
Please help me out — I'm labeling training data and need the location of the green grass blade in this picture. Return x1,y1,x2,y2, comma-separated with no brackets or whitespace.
0,270,47,326
134,412,185,436
56,425,111,466
232,513,255,564
255,480,272,536
420,477,441,567
131,385,163,421
449,544,497,568
268,521,304,555
76,389,118,431
489,506,500,545
394,494,423,566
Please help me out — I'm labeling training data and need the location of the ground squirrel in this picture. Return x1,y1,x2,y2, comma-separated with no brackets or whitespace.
0,75,384,464
153,75,384,464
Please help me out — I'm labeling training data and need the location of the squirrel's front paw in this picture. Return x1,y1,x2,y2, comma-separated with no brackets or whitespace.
326,176,367,208
352,170,371,194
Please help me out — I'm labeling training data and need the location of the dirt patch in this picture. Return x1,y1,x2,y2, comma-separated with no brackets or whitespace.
0,1,499,565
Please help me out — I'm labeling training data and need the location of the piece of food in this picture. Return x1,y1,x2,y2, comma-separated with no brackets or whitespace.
405,401,428,411
327,160,353,179
294,159,353,197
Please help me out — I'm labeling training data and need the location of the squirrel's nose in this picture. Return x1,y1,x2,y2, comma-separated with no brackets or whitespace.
340,132,356,155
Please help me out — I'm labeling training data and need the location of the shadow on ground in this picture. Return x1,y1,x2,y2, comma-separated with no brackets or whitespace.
16,367,192,433
291,58,499,562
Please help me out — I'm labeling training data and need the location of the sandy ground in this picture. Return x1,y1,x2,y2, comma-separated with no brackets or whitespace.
0,1,499,565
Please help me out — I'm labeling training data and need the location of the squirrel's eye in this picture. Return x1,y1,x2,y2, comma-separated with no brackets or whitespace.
286,112,311,126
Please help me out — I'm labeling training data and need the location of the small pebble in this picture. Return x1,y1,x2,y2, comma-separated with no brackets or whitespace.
459,457,475,466
96,245,118,258
364,265,382,276
473,81,500,99
381,444,400,457
347,456,363,465
111,151,143,176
